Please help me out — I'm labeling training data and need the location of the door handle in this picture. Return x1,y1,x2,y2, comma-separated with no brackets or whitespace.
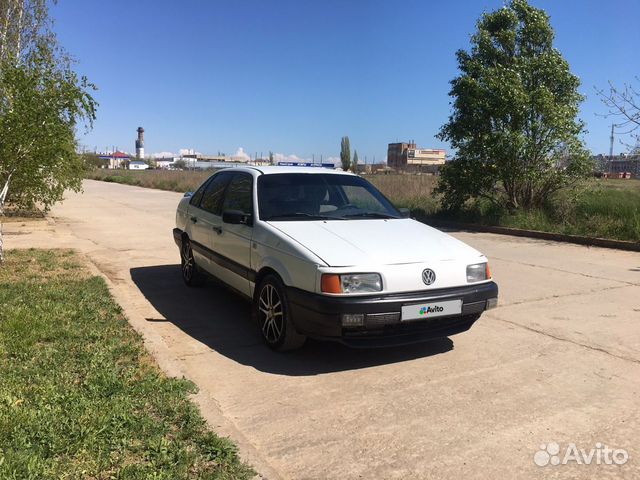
190,216,198,223
212,226,223,235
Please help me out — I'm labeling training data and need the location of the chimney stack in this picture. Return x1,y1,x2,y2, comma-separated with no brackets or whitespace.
135,127,145,159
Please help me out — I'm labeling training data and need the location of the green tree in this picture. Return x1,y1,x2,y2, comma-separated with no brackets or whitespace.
351,150,358,173
436,0,590,211
0,0,97,262
173,159,187,170
81,152,108,169
269,151,274,165
340,136,351,171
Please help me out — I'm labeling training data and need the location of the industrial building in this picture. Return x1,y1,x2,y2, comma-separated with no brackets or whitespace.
387,142,446,172
592,154,640,178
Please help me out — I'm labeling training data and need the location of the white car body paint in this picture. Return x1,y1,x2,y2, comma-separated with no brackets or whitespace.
175,166,492,299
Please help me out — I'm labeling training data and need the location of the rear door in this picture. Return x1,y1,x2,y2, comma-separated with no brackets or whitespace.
188,171,233,274
214,172,255,297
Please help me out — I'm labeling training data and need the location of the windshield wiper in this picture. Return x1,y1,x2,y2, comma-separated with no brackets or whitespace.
342,212,398,219
265,212,338,221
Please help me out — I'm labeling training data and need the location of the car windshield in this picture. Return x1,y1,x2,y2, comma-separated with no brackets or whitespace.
258,173,401,221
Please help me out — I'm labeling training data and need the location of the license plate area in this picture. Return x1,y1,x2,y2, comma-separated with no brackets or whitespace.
401,299,462,321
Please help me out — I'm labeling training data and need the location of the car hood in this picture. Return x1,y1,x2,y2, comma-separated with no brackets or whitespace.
268,218,483,267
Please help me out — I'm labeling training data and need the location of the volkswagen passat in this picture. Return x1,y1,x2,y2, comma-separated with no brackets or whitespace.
173,166,498,351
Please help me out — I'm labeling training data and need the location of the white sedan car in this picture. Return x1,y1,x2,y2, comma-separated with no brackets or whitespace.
173,166,498,351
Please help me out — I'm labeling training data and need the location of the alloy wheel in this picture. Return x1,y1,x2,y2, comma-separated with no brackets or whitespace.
181,241,194,281
259,283,284,344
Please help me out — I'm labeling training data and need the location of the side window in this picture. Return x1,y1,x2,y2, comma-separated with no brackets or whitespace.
199,172,232,215
222,174,253,214
189,177,212,207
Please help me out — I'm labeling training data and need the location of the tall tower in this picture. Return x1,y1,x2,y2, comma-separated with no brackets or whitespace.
135,127,145,159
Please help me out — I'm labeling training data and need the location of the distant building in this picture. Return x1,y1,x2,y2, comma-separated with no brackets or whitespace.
129,160,148,170
387,142,446,172
98,151,130,169
592,154,640,178
154,158,174,169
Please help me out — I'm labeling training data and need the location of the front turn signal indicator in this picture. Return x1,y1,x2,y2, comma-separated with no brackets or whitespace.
321,274,342,293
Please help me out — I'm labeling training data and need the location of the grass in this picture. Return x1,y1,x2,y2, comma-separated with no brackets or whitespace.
0,249,254,479
420,179,640,242
85,169,212,193
85,168,640,242
371,175,640,242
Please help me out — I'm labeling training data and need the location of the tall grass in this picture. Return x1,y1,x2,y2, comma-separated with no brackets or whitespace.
368,174,440,215
85,169,212,193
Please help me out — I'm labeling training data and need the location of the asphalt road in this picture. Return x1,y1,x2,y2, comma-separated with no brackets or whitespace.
7,180,640,479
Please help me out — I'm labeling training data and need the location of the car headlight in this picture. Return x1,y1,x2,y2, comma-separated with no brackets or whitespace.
467,262,490,283
321,273,382,293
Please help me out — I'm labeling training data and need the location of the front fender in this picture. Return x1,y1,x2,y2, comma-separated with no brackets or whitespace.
254,249,320,295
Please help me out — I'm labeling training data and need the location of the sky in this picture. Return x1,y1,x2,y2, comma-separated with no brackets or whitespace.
52,0,639,162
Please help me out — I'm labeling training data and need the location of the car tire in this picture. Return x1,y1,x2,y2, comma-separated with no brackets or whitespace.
180,237,205,287
255,274,306,351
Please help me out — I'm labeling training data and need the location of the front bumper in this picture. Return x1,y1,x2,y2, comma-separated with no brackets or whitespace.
287,281,498,347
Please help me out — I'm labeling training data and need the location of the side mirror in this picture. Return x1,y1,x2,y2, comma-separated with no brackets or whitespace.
398,207,411,219
222,209,253,226
183,191,193,198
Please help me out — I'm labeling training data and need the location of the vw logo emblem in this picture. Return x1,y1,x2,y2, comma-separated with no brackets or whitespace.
422,269,436,285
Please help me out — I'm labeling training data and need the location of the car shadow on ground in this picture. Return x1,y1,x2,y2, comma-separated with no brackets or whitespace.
129,264,454,376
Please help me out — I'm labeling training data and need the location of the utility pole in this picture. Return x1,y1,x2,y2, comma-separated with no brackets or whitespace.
609,123,615,173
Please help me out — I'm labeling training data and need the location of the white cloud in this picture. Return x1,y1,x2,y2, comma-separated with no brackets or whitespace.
150,151,176,158
273,153,305,163
231,147,251,162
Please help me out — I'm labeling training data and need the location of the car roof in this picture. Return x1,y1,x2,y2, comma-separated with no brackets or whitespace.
217,165,354,176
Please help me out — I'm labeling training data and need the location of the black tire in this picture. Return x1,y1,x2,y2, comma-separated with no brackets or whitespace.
180,237,205,286
255,274,306,351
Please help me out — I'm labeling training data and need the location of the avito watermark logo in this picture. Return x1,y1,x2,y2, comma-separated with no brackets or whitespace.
534,442,628,467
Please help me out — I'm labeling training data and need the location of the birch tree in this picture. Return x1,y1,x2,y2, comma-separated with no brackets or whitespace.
0,0,97,262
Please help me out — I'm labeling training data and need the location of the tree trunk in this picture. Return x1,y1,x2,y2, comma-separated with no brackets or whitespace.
0,174,11,264
13,0,23,61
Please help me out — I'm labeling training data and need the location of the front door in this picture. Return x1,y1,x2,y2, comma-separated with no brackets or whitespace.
214,172,254,297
